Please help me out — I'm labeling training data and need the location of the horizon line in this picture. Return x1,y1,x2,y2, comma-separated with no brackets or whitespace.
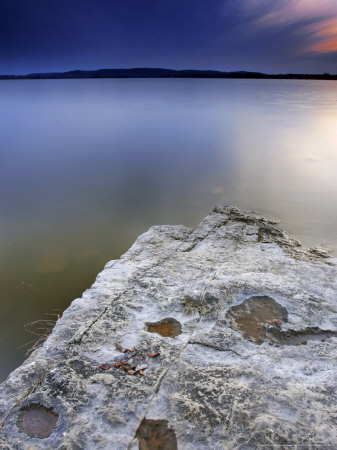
1,67,337,79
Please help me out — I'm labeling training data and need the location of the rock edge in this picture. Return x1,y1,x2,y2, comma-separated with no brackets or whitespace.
1,205,336,449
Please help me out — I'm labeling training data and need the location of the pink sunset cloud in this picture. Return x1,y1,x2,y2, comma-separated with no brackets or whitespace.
240,0,337,55
309,19,337,53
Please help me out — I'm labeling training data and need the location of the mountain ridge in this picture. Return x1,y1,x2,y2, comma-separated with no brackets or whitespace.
1,67,336,80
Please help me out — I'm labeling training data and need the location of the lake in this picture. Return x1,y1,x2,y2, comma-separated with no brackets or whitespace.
1,78,337,380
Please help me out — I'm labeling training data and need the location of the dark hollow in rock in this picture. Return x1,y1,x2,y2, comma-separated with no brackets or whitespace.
145,318,182,338
267,326,337,346
136,419,178,450
19,405,58,439
226,295,288,344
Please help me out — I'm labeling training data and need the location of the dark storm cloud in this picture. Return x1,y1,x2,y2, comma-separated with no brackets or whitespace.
0,0,336,74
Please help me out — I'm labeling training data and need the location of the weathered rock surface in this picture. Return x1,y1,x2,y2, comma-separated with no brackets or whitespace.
1,205,337,449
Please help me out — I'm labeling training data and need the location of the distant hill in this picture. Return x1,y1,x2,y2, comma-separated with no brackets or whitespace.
0,68,336,80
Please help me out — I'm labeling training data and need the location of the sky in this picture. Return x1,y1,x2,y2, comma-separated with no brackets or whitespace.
1,0,337,75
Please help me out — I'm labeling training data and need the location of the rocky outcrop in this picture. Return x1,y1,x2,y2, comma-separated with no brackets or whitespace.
1,205,336,449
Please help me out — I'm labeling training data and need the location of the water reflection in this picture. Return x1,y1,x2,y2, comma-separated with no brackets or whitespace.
0,79,336,379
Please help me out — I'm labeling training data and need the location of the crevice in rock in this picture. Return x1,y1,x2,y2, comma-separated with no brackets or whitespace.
179,219,228,252
188,340,242,357
180,237,203,252
258,228,265,242
72,303,112,345
229,214,258,226
266,326,337,346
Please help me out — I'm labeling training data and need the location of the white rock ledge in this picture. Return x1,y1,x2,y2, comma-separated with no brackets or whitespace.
1,205,337,449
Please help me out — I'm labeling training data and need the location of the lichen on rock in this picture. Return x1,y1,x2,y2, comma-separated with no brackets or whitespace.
0,204,336,449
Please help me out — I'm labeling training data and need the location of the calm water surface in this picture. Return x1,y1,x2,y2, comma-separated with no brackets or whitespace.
1,79,337,380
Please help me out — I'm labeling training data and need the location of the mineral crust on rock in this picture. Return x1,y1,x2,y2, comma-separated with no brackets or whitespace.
1,205,337,449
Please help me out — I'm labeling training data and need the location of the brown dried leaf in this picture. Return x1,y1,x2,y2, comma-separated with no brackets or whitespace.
115,343,125,352
139,370,144,376
114,361,128,368
100,364,112,370
147,352,160,358
127,370,136,375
